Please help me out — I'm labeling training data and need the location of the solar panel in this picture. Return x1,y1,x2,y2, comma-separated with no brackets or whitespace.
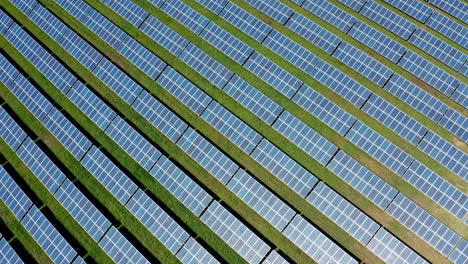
292,84,356,135
176,237,219,264
81,146,138,205
336,0,367,12
199,22,254,64
333,42,393,87
328,151,399,209
347,20,406,63
346,121,414,176
244,0,294,25
54,0,91,22
428,0,468,24
418,131,467,180
301,0,357,33
161,0,209,35
99,226,150,264
194,0,228,15
201,101,263,154
451,83,467,108
381,0,433,23
9,0,38,15
272,111,338,165
398,51,460,97
285,13,342,54
223,75,283,125
307,182,380,244
105,116,162,171
200,201,270,263
0,107,27,151
402,161,467,219
386,193,461,256
362,94,428,145
367,228,428,264
29,4,68,41
102,0,148,27
0,166,33,220
0,53,20,87
83,7,128,49
219,2,272,42
244,52,303,98
263,250,288,264
58,29,103,70
150,155,212,216
22,206,78,263
360,1,417,40
283,215,358,264
126,190,191,253
425,12,468,49
250,139,319,197
409,28,466,71
449,240,467,264
140,15,189,56
438,109,468,142
227,170,296,230
176,128,239,184
0,238,23,264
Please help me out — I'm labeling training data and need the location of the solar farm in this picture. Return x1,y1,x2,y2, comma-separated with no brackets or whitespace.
0,0,466,263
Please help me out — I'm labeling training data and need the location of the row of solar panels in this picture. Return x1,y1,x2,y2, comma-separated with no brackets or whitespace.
0,0,466,263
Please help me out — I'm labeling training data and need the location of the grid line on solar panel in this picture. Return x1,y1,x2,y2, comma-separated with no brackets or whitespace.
161,0,210,35
244,0,294,25
0,107,27,151
398,51,460,97
58,29,103,71
306,182,380,245
425,12,467,49
311,59,372,108
332,41,393,87
22,206,77,263
285,13,342,54
428,0,467,23
176,128,239,185
126,190,191,254
402,161,467,220
9,0,38,15
367,228,428,264
292,84,356,136
178,43,234,89
386,193,461,256
223,75,283,126
0,166,33,220
29,4,68,41
417,131,467,180
347,21,406,63
0,237,24,264
199,22,254,65
149,155,212,217
227,170,296,231
0,52,20,87
200,201,270,264
360,1,417,40
201,101,263,154
244,52,303,98
361,94,428,145
219,2,272,42
54,0,91,21
301,0,357,33
409,28,466,72
328,150,399,209
272,111,338,165
102,0,149,27
381,0,433,23
283,215,358,264
83,7,128,49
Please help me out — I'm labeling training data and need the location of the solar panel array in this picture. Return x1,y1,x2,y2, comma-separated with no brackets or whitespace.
0,0,466,263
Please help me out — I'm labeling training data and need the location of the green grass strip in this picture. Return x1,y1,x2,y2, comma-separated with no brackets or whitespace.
282,0,468,148
0,37,180,264
1,1,281,263
28,0,315,262
227,0,467,221
229,0,467,188
0,195,52,264
135,0,465,234
61,0,459,262
0,108,113,263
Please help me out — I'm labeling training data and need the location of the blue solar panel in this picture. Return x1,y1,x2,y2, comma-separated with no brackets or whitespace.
333,42,393,87
83,7,128,49
438,108,468,142
428,0,468,24
301,0,357,33
336,0,367,12
362,94,428,145
0,166,33,220
286,13,342,54
58,29,103,70
381,0,433,22
360,1,417,40
10,0,38,15
398,51,460,96
219,2,272,42
0,238,23,264
0,53,20,87
244,0,294,24
102,0,148,27
409,28,466,71
29,4,68,41
161,0,209,35
54,0,91,22
176,238,219,264
194,0,228,15
425,12,468,49
0,107,27,152
99,227,150,264
449,240,468,264
347,21,406,63
451,83,467,108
